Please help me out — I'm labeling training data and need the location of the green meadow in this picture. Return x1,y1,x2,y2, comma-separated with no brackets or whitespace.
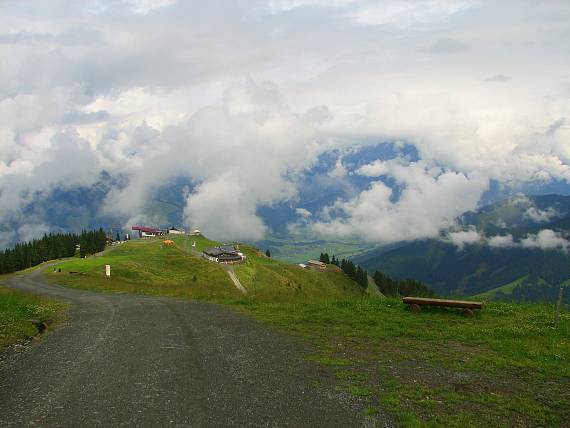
4,236,569,426
48,237,241,300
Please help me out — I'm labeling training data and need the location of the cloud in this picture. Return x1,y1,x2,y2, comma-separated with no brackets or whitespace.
0,1,570,245
423,37,469,54
487,234,515,248
483,74,510,83
521,229,569,252
312,160,488,243
328,157,347,177
445,229,483,250
524,206,559,223
296,208,312,218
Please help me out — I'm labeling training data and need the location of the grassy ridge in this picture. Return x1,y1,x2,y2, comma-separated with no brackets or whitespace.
237,299,570,427
49,238,242,300
0,285,66,352
234,245,365,301
48,236,365,301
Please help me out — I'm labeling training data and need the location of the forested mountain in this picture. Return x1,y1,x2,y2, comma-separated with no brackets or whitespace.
354,195,570,303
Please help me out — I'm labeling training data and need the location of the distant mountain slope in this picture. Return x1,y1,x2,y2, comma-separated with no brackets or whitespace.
354,195,570,300
459,194,570,233
356,239,570,297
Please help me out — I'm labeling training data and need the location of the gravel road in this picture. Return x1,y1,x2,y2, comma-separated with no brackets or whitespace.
0,268,392,427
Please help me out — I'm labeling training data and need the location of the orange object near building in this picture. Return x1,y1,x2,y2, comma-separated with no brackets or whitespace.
163,240,174,246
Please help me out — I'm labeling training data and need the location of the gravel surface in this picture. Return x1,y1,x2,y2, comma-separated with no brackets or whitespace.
0,268,393,427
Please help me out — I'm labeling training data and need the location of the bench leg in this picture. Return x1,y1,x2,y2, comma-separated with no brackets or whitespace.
462,308,474,318
410,304,422,313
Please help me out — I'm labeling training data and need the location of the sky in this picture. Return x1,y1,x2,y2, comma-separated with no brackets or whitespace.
1,0,570,245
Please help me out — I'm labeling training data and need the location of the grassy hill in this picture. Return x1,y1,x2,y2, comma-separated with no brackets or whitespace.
5,233,570,426
234,244,365,301
356,239,570,298
47,235,365,302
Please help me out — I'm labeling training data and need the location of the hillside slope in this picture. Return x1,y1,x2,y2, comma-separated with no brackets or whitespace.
48,236,365,302
354,195,570,301
357,240,570,298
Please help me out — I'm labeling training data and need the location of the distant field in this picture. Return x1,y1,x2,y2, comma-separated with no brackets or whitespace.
238,299,570,427
251,234,376,263
0,285,66,352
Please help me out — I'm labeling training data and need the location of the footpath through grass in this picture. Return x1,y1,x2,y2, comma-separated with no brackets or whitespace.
234,298,570,427
0,284,66,352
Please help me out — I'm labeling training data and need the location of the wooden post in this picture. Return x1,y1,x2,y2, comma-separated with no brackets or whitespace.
555,285,564,328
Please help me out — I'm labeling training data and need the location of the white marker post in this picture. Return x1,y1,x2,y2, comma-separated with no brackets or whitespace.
105,264,111,277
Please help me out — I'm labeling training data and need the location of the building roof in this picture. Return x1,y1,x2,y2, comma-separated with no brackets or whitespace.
203,245,239,257
132,226,161,233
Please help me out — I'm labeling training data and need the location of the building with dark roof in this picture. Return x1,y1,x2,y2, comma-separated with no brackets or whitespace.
132,226,164,238
203,245,245,264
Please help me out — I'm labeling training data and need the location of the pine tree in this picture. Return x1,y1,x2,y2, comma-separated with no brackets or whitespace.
265,249,271,257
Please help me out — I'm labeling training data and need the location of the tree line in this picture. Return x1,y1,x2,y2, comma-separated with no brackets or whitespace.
319,252,434,297
319,253,368,288
0,229,107,274
372,271,435,298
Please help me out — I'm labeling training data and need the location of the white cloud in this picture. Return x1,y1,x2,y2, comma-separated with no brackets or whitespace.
446,229,482,250
0,1,569,244
296,208,312,218
524,206,559,223
313,160,488,243
328,157,347,177
521,229,569,252
125,0,176,15
356,160,390,177
487,234,515,248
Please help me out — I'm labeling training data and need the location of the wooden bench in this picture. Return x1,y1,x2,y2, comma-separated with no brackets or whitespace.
403,297,483,317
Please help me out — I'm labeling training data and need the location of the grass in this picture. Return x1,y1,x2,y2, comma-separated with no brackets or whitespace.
38,236,570,425
46,236,366,302
0,284,66,352
47,237,242,300
233,298,570,427
473,275,528,299
252,232,375,263
234,244,365,302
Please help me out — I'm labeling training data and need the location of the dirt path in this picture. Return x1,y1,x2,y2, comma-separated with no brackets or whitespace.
226,268,248,294
0,268,391,427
